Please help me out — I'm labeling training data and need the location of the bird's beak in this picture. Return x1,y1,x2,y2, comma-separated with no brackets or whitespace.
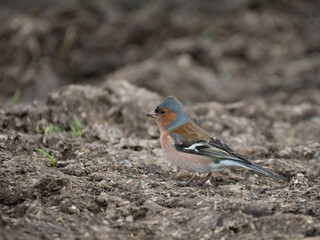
146,110,158,119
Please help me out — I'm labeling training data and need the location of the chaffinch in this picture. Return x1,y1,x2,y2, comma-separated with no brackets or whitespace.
147,96,280,186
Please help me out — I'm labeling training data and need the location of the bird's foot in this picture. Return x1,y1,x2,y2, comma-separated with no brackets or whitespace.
176,173,212,187
176,174,198,187
198,173,212,186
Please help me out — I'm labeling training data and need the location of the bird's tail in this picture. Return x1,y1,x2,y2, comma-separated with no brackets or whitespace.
243,162,281,180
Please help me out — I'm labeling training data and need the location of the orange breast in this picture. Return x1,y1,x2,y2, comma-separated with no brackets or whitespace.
160,131,213,173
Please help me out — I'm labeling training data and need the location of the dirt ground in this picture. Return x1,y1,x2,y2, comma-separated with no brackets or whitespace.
1,0,320,239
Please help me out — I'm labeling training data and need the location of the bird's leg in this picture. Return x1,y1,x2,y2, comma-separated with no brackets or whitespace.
177,174,198,187
199,172,212,186
185,174,198,186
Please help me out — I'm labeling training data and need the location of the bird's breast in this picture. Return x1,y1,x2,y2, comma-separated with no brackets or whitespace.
160,133,212,173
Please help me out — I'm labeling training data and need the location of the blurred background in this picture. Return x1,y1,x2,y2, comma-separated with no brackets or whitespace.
2,2,320,239
0,0,320,105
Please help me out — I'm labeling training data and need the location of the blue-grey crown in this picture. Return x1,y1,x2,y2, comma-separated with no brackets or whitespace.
157,96,189,130
158,96,183,112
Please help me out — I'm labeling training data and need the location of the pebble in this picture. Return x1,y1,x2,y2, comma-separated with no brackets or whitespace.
220,184,243,193
125,215,133,222
119,160,133,168
297,173,304,178
140,180,148,188
248,176,256,183
68,205,78,214
0,134,8,141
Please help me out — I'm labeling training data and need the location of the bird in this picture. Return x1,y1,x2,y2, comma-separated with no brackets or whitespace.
146,96,280,186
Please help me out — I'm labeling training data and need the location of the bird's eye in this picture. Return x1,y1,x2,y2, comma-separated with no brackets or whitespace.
160,110,166,115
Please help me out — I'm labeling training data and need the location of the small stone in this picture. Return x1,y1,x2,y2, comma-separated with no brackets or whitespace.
220,184,243,193
140,180,148,188
119,160,132,168
125,215,133,222
77,152,85,156
0,214,7,226
248,176,256,183
278,147,292,158
0,134,8,141
68,205,78,214
297,173,304,178
143,200,165,213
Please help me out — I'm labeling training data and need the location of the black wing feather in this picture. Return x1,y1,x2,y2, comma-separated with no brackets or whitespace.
170,132,247,161
209,137,250,163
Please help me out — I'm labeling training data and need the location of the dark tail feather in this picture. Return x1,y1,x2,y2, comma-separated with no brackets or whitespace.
244,162,281,180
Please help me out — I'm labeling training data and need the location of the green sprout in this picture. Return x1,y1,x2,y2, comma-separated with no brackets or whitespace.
37,149,56,167
35,122,43,134
36,121,66,135
290,128,296,138
11,89,20,103
216,61,231,81
36,115,83,138
201,28,227,42
70,114,83,138
45,125,55,134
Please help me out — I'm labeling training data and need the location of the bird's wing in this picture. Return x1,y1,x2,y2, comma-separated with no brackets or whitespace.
170,133,250,164
207,137,251,163
169,133,280,179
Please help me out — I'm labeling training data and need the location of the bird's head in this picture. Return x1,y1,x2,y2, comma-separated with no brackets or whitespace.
147,96,189,131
